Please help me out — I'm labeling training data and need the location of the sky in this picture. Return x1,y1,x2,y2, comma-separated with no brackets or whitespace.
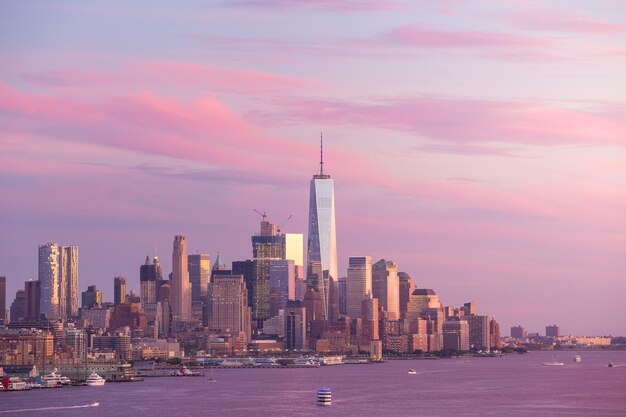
1,0,625,336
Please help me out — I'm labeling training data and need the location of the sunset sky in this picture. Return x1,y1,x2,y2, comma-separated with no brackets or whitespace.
1,0,625,335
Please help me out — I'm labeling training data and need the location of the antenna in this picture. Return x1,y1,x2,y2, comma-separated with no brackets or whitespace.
319,131,324,175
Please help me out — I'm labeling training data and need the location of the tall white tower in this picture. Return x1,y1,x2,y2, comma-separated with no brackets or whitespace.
306,133,339,321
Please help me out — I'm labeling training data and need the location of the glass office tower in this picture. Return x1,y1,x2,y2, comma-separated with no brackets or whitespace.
306,135,338,321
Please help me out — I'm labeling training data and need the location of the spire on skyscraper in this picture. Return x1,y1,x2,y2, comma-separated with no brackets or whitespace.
319,130,324,176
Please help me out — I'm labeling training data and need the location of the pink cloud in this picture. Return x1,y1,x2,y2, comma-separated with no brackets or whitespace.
508,6,626,35
22,60,315,94
224,0,404,12
384,25,551,49
252,96,626,147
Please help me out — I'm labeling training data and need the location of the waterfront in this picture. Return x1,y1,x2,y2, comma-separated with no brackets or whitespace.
2,351,625,416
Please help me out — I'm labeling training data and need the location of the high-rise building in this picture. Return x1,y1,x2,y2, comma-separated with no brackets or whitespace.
346,256,372,319
232,259,254,308
251,220,285,325
25,280,40,319
306,135,338,322
208,274,251,343
171,235,192,320
81,285,102,309
114,276,126,305
284,300,306,350
546,324,560,338
467,315,490,350
269,259,295,311
372,259,400,321
38,243,60,320
188,253,211,303
0,276,5,324
338,276,347,316
489,317,501,349
10,290,25,323
443,319,469,351
510,325,526,339
406,289,440,320
140,255,162,304
59,245,78,319
398,272,415,320
361,293,379,341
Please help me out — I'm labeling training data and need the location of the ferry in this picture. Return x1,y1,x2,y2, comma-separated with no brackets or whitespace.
221,359,243,367
171,366,201,376
408,369,417,375
317,387,332,406
7,378,30,391
293,357,320,367
253,358,279,367
86,372,106,386
41,368,72,385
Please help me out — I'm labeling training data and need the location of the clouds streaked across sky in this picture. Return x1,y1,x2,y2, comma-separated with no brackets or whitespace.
1,0,625,335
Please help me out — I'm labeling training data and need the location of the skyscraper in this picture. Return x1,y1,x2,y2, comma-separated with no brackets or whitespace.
251,220,285,325
188,253,211,303
82,285,102,308
0,276,5,324
398,272,415,320
208,274,251,344
38,243,60,319
10,290,26,323
59,245,79,319
306,134,338,322
346,256,372,319
284,300,306,350
114,276,126,305
171,235,192,320
25,280,40,319
372,259,400,321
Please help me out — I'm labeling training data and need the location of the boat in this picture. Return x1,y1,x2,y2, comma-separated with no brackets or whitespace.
85,372,106,386
253,358,279,367
7,378,30,391
171,366,201,376
543,361,564,366
608,361,614,368
221,359,243,367
41,368,72,385
294,357,320,367
408,369,417,375
92,401,100,407
574,354,582,363
317,387,332,406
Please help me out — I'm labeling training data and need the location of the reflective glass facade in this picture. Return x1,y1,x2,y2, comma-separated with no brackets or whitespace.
307,175,338,320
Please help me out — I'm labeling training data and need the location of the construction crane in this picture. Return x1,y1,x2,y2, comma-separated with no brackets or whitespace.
276,214,293,234
253,209,268,222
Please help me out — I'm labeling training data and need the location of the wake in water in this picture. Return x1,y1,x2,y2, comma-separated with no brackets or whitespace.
0,402,99,414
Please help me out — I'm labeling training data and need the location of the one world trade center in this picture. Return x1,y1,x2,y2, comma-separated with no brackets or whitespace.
307,133,339,322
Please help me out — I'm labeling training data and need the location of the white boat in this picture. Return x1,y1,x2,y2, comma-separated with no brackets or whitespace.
408,369,417,375
317,387,331,406
41,368,72,385
86,372,106,386
294,357,320,367
221,359,243,367
608,361,614,368
254,358,279,367
543,361,564,366
574,354,582,363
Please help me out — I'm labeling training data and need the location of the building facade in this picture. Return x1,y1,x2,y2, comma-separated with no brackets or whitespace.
306,136,339,322
188,253,211,304
346,256,372,319
171,235,192,320
114,276,126,305
372,259,400,321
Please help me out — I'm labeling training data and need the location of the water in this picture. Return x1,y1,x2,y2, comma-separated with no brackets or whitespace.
2,351,625,416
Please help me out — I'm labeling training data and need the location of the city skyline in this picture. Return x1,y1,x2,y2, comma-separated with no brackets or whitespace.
1,0,625,336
